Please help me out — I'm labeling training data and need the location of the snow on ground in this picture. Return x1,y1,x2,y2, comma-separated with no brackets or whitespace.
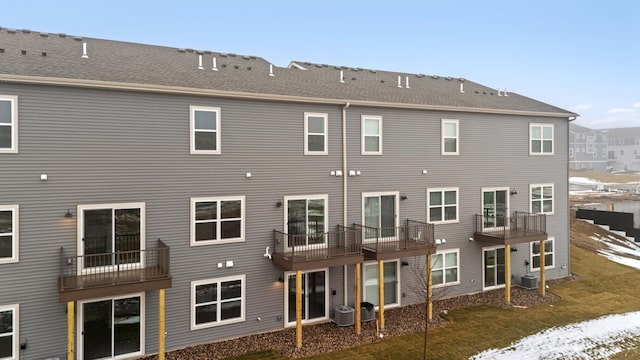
469,224,640,359
470,312,640,360
569,177,604,186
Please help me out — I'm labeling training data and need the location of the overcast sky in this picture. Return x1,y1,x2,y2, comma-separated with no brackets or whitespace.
2,1,638,128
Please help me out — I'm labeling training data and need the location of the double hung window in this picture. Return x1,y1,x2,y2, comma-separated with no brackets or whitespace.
304,113,328,155
530,123,554,155
191,196,245,246
530,184,554,214
428,188,458,224
0,304,18,359
431,249,459,287
190,106,221,154
0,205,18,264
0,96,17,153
191,275,245,329
531,238,554,271
361,115,382,154
441,119,459,155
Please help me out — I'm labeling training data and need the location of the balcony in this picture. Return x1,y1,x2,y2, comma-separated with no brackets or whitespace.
58,239,171,302
272,225,363,271
474,211,547,245
354,219,435,261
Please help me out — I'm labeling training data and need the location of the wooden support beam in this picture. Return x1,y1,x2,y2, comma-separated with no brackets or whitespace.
427,254,433,320
540,239,546,297
296,270,303,348
505,244,511,304
378,260,385,330
355,263,361,334
67,301,74,360
159,288,166,360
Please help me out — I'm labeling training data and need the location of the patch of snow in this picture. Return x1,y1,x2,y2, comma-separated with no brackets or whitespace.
470,312,640,359
598,251,640,270
569,177,602,185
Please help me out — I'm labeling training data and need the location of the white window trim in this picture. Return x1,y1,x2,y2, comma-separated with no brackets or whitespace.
77,293,145,360
303,112,328,155
283,194,328,250
481,187,510,231
190,105,221,155
431,248,460,288
427,187,459,224
361,191,400,240
191,274,246,330
77,202,146,274
190,196,245,246
361,115,383,155
481,245,506,291
0,304,18,360
0,204,18,264
530,237,555,272
441,119,459,155
0,95,18,154
283,268,329,327
362,260,401,309
529,183,554,215
529,123,554,155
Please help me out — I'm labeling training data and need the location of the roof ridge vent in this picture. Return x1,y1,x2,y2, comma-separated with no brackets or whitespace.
81,42,88,59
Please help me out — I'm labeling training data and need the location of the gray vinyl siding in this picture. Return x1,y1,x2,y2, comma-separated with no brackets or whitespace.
0,82,569,358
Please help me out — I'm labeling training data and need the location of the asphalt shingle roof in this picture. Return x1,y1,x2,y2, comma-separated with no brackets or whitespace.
0,28,576,117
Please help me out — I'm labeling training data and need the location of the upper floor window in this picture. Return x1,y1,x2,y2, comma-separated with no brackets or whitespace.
0,304,19,358
530,238,554,271
191,196,245,246
530,184,554,214
191,275,245,330
0,205,19,264
0,96,17,153
361,115,382,155
569,148,574,158
285,195,327,248
432,249,460,287
190,106,221,154
427,188,458,224
441,119,459,155
530,123,554,155
304,113,328,155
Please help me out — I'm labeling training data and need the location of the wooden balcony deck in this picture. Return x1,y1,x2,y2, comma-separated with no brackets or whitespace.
474,212,548,245
355,220,435,261
58,240,171,302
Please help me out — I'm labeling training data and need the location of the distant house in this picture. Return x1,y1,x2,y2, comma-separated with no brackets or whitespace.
569,123,608,171
0,27,575,359
602,127,640,172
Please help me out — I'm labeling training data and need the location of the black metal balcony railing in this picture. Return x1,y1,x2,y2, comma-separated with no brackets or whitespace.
474,211,547,241
59,239,170,293
353,219,435,253
272,225,362,267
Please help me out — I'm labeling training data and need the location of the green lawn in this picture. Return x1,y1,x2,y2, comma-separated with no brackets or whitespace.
229,241,640,359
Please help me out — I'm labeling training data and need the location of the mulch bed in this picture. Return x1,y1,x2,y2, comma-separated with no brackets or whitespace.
143,281,570,359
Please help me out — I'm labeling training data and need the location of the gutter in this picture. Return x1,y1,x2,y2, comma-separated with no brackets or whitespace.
0,74,578,119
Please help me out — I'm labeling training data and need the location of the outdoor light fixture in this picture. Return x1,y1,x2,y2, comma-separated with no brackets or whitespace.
276,201,283,208
278,276,284,283
401,260,409,266
511,247,518,252
64,209,73,218
510,189,518,196
400,193,408,200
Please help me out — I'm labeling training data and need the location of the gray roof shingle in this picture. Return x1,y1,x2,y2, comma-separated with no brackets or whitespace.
0,28,576,117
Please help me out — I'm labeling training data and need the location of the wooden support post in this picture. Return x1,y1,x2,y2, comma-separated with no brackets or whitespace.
355,263,361,334
427,254,433,320
505,244,511,304
296,270,303,348
378,260,385,330
67,301,74,360
540,240,546,297
159,288,166,360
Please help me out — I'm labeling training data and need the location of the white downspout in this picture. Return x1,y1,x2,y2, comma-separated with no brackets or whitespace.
342,101,350,306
